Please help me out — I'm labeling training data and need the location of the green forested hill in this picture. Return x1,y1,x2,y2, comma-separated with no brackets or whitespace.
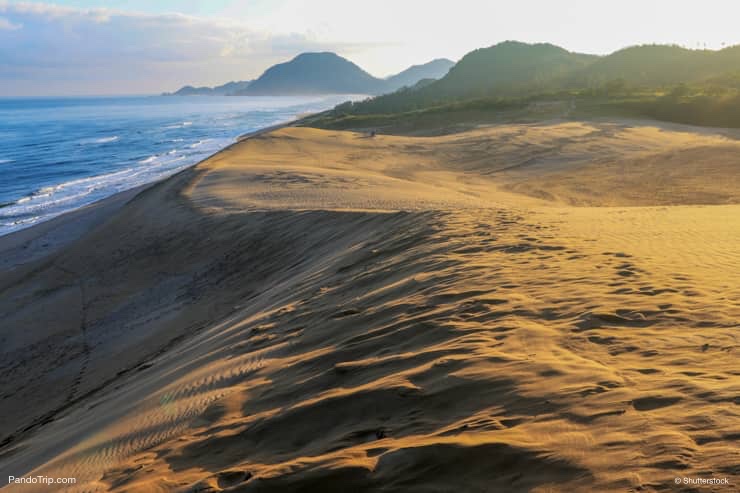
571,44,740,87
319,41,740,130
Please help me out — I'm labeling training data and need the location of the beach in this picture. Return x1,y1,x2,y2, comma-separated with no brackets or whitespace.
0,95,356,237
1,119,738,492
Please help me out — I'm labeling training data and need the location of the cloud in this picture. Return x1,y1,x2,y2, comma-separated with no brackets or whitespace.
0,1,367,95
0,1,114,22
0,15,21,30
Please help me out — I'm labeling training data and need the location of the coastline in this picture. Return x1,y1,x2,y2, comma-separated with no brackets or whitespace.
0,118,300,272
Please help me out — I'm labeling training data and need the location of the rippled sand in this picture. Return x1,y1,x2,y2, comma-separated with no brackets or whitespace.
1,121,738,492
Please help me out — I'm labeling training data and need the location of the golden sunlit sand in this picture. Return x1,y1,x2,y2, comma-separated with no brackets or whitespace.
0,121,738,492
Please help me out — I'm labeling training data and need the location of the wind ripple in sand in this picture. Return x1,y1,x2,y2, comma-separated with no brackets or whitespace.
21,354,265,492
13,207,736,492
2,123,738,492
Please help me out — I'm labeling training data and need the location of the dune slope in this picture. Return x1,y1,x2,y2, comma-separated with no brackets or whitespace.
0,121,738,492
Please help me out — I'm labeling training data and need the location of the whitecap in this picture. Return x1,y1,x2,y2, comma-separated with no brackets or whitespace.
95,136,119,144
189,139,210,148
163,121,194,130
79,136,119,145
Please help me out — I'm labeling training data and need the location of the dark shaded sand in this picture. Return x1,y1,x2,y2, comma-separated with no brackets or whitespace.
1,121,738,492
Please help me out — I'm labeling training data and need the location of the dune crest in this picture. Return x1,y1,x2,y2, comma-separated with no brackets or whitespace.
1,121,738,492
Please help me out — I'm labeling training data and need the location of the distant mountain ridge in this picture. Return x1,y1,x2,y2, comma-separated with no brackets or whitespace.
166,53,454,96
238,52,379,95
571,44,740,87
165,42,740,107
346,42,598,112
234,53,454,96
430,41,596,98
379,58,455,92
338,41,740,114
163,80,252,96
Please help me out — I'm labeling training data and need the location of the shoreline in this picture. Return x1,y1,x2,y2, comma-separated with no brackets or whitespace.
0,118,300,272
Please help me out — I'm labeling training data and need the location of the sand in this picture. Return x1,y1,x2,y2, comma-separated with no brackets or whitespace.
0,120,738,492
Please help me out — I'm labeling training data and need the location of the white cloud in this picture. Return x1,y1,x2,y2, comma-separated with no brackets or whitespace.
0,15,21,30
8,0,740,96
0,2,367,95
0,1,113,22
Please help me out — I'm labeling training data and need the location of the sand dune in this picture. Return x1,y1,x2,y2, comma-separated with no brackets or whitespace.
1,120,738,492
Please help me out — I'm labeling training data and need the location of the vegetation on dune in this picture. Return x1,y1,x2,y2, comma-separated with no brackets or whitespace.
303,96,550,134
576,75,740,127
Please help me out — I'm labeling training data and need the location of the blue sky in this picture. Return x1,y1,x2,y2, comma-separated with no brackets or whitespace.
2,1,739,96
4,0,241,15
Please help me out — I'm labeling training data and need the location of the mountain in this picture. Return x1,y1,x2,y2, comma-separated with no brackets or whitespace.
336,41,597,113
167,55,455,98
166,43,740,103
164,80,252,96
312,41,740,132
411,42,740,101
234,53,455,96
165,85,212,96
381,58,454,92
428,41,596,98
236,52,380,95
332,41,740,116
572,44,740,87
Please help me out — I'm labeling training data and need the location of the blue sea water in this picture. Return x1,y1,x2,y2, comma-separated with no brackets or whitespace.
0,94,356,236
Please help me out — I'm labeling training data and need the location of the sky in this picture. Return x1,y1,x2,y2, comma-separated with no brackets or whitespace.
1,0,739,96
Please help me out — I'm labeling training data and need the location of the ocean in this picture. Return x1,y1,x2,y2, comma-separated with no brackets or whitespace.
0,94,355,236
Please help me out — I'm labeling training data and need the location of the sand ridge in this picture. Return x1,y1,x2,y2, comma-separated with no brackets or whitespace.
189,122,740,212
0,120,738,492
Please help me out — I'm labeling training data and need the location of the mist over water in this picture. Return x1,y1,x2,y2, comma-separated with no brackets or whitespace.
0,94,356,236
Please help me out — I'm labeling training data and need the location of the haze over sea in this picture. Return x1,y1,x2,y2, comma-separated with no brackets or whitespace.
0,94,355,236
